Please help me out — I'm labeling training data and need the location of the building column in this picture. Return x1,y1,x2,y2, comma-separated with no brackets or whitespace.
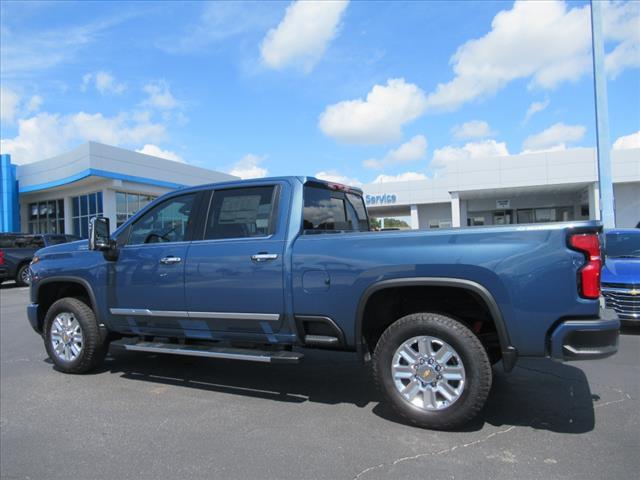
64,195,74,235
588,182,601,221
451,192,461,228
410,204,419,229
102,188,117,229
20,202,29,232
1,154,20,233
460,199,468,228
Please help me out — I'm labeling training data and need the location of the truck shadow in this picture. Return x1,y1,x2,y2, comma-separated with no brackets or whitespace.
101,348,597,434
374,358,598,434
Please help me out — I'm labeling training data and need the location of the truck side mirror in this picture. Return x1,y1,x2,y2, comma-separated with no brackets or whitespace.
89,217,111,251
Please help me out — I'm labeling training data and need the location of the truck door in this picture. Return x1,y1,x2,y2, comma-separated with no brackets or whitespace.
184,183,286,337
108,192,198,334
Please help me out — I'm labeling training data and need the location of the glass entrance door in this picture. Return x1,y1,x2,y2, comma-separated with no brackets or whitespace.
493,210,512,225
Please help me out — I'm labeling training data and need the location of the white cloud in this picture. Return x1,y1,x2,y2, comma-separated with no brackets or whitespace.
523,99,550,123
431,139,509,170
372,172,428,183
0,87,21,123
424,0,639,112
136,144,184,163
451,120,493,140
603,0,640,79
142,80,181,110
82,71,126,95
522,122,586,152
159,1,278,54
612,130,640,150
260,0,349,71
228,154,268,179
0,88,44,125
26,95,43,113
1,111,167,164
315,169,362,187
1,113,66,163
363,135,427,170
319,78,428,144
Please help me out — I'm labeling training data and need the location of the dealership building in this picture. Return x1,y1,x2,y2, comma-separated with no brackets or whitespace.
0,142,236,236
1,142,639,235
363,147,639,229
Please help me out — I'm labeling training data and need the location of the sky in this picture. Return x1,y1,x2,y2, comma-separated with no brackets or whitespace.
1,0,639,186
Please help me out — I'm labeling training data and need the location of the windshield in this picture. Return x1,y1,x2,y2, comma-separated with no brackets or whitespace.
605,233,640,258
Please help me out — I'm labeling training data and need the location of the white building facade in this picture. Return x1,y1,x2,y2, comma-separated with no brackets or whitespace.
362,148,640,229
12,142,236,237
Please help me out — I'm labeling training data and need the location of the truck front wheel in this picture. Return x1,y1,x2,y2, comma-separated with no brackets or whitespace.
44,297,107,374
373,312,492,430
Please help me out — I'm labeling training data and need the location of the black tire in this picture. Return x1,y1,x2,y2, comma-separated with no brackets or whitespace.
44,297,107,374
15,263,31,287
373,312,492,430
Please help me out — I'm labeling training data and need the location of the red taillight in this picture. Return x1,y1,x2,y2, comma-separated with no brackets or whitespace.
569,233,602,299
0,250,4,266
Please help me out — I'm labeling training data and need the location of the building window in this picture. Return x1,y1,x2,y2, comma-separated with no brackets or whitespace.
28,199,64,234
580,205,589,217
428,219,452,229
71,192,103,238
515,207,574,224
468,217,485,226
116,192,156,227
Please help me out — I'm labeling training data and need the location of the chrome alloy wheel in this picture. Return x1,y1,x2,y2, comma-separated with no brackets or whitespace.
50,312,83,362
391,335,466,411
20,266,32,285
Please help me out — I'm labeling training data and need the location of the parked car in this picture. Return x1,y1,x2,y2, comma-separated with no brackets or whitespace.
0,233,78,286
602,229,640,324
26,177,619,429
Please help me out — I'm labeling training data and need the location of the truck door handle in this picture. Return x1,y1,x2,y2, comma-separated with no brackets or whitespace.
251,253,278,262
159,256,182,265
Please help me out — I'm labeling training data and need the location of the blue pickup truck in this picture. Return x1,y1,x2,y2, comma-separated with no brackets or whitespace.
26,177,619,429
602,229,640,323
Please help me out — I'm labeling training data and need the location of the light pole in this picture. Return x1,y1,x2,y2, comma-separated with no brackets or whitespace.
590,0,616,228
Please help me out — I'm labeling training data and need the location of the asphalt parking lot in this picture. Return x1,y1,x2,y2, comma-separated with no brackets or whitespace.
1,283,638,480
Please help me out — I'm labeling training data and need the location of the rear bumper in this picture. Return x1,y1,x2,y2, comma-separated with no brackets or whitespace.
0,267,9,281
27,303,41,334
549,308,619,361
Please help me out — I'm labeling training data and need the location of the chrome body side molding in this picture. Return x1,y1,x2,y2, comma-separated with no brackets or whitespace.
109,308,280,322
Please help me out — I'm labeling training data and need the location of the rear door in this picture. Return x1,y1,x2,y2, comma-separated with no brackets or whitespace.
184,183,286,336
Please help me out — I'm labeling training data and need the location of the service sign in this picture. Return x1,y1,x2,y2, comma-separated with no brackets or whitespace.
496,199,510,209
365,194,397,206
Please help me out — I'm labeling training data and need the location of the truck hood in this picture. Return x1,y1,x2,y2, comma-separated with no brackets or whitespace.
37,239,89,256
602,257,640,285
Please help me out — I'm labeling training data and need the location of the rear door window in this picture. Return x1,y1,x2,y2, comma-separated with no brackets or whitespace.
204,186,277,240
13,235,45,248
0,235,17,248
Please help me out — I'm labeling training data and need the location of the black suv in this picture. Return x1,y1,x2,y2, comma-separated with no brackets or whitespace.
0,233,78,286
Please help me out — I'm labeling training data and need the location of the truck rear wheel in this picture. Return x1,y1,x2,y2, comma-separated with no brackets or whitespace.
44,297,107,374
373,312,492,430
